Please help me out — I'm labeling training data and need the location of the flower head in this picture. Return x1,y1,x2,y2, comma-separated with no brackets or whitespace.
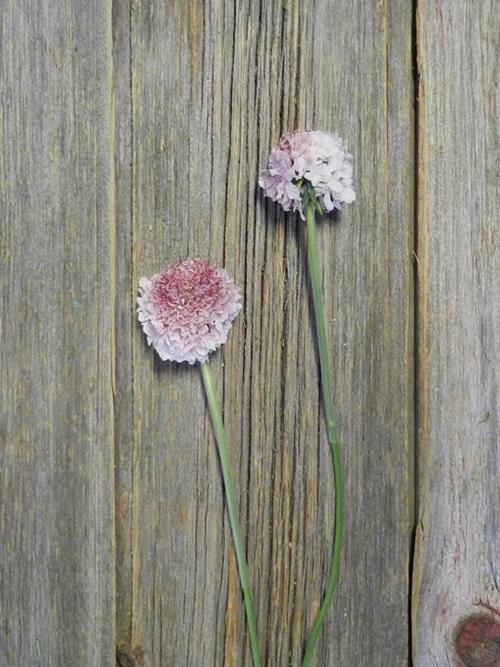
137,258,242,364
259,130,355,217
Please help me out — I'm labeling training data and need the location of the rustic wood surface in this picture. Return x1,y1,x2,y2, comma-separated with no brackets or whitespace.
112,1,414,665
412,1,500,665
0,1,497,666
116,0,414,665
0,1,116,666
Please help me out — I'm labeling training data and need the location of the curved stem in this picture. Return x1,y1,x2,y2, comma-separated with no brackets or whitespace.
302,199,344,666
200,361,262,667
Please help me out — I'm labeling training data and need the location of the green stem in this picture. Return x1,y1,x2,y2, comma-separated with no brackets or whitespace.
200,361,262,667
302,198,344,666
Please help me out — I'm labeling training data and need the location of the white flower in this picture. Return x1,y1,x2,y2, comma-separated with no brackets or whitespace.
259,130,356,218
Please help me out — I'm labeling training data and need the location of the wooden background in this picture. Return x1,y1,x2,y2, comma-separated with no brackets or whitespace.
0,1,498,665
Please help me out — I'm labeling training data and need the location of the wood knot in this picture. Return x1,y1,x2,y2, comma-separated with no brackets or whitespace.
116,641,145,667
455,614,500,667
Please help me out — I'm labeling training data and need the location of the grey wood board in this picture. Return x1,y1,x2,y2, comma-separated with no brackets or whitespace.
0,1,116,666
114,1,414,665
412,0,500,665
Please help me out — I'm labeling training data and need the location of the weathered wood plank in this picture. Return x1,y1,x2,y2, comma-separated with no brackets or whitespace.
115,1,414,664
413,0,500,664
0,2,116,665
112,0,135,652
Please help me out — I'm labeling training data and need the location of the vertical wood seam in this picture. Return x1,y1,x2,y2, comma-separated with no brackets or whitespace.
409,1,420,665
106,0,119,658
127,0,136,648
411,0,425,663
221,3,239,664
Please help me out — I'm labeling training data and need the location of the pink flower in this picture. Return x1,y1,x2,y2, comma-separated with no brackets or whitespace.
137,258,242,364
259,130,355,217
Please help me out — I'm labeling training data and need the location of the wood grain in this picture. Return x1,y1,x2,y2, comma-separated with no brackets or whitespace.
0,1,116,665
114,1,414,664
412,0,500,665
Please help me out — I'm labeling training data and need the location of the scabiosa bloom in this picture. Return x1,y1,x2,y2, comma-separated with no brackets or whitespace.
137,259,261,663
137,258,242,364
259,130,355,217
260,130,356,665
